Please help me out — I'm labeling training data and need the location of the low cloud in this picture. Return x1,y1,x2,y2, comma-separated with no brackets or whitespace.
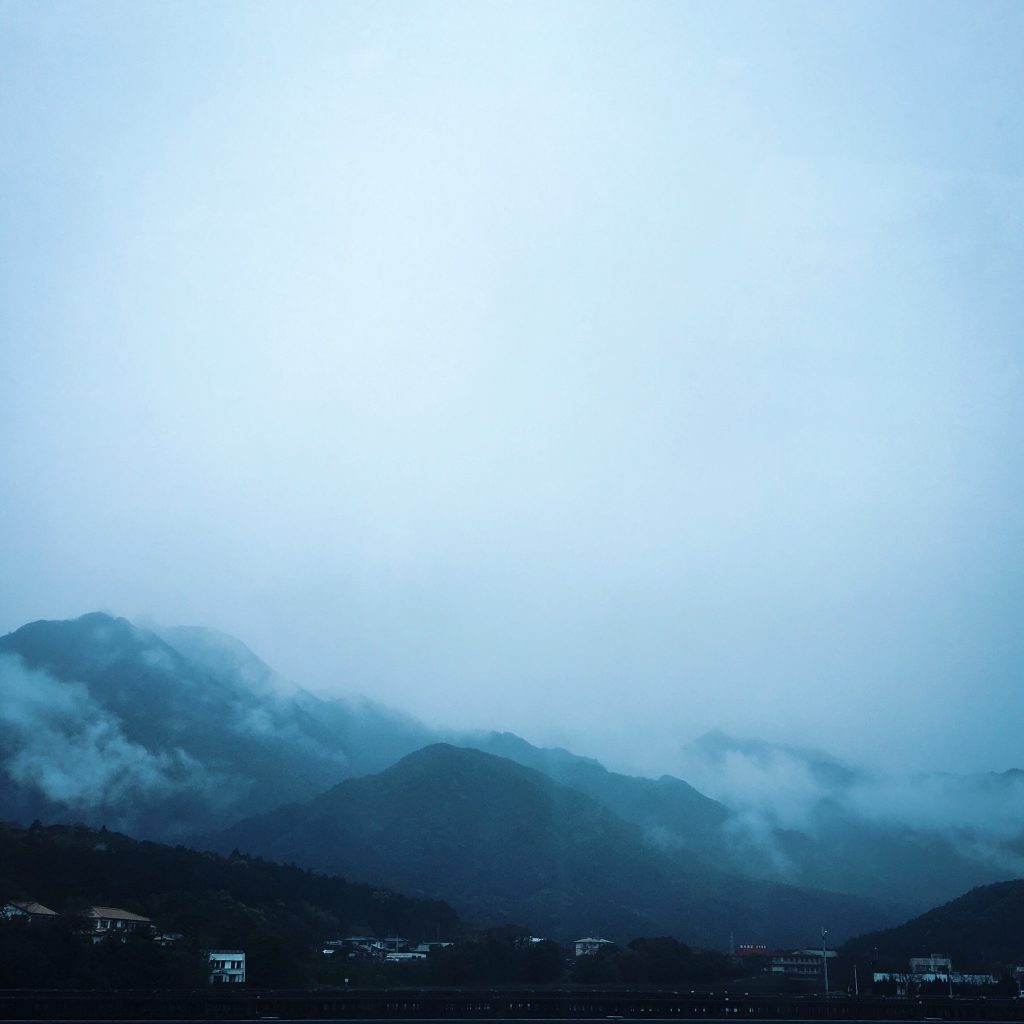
0,653,214,813
845,768,1024,839
677,732,862,829
676,731,1024,879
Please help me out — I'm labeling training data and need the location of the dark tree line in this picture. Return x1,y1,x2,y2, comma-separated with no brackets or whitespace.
0,822,457,988
0,823,740,990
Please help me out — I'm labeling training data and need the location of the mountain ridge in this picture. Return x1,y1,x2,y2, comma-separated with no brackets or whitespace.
209,741,903,946
843,878,1024,970
1,610,1020,931
0,612,433,837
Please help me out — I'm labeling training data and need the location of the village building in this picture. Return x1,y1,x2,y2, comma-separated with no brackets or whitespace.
0,899,59,924
80,906,153,943
575,937,615,957
323,936,389,960
410,941,452,954
207,950,246,984
873,955,999,995
910,954,952,975
762,947,836,979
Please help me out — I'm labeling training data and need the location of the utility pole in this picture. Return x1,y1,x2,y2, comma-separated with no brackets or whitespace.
821,928,829,995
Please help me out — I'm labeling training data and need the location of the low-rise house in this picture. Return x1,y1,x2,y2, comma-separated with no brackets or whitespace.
910,954,952,975
575,937,615,957
323,936,389,959
410,942,452,954
0,900,59,924
207,950,246,984
874,957,999,997
81,906,152,943
769,949,834,978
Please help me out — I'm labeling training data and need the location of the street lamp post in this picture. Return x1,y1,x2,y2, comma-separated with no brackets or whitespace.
821,929,829,995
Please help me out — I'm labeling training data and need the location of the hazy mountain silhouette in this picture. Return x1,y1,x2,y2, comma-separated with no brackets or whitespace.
0,613,434,837
1,612,1020,927
210,742,901,946
475,731,730,834
479,731,1021,914
843,879,1024,970
676,731,1024,910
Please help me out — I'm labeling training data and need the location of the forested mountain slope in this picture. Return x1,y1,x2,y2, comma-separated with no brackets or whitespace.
0,820,458,987
212,743,901,947
0,613,434,836
843,879,1024,970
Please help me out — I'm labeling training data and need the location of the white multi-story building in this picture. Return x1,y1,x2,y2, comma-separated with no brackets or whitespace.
207,950,246,984
770,952,824,978
910,954,952,975
575,937,615,957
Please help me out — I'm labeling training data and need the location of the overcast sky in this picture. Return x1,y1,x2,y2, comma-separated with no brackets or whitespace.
2,1,1021,777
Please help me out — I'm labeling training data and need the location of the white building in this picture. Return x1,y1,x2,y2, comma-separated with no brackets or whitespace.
770,952,824,978
575,937,615,957
874,957,999,997
910,954,952,975
208,950,246,984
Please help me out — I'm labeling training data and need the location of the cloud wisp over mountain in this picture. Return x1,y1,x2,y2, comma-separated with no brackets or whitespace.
0,613,434,836
1,611,1020,923
676,731,1024,893
680,731,1024,837
0,654,216,814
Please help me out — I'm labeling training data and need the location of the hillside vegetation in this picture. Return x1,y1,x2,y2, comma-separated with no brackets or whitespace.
2,612,1020,945
844,879,1024,971
0,821,457,988
212,743,900,947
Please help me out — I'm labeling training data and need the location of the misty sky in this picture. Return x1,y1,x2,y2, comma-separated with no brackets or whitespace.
2,1,1022,777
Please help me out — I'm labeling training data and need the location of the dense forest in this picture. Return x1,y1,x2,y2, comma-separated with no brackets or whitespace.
842,879,1024,972
0,821,457,988
0,822,741,990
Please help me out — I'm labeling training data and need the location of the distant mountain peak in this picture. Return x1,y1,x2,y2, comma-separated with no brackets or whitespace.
0,611,437,838
687,729,863,789
151,622,288,696
214,739,900,947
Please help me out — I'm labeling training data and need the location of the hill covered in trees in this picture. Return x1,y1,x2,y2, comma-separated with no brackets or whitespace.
843,879,1024,972
0,821,457,988
0,822,741,992
4,613,1021,922
0,613,436,838
3,611,1020,950
212,743,900,947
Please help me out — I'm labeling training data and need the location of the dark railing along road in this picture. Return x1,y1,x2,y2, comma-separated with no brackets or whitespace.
1,989,1023,1021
